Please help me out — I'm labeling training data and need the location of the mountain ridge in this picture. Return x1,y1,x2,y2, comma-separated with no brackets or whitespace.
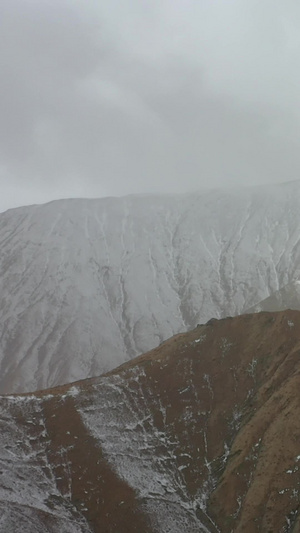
1,310,300,532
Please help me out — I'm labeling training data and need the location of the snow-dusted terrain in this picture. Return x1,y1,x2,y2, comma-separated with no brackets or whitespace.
1,311,300,532
1,180,300,393
0,392,92,533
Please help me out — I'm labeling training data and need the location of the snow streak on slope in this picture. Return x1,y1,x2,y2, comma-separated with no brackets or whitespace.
1,181,300,392
79,371,210,533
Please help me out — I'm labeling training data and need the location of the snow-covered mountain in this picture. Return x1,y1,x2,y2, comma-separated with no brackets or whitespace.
1,310,300,532
1,180,300,393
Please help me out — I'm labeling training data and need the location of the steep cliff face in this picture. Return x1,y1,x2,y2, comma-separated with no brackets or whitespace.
1,310,300,532
1,181,300,392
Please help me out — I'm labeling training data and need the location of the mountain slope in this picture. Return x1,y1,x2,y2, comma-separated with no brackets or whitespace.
1,310,300,532
1,181,300,392
247,279,300,313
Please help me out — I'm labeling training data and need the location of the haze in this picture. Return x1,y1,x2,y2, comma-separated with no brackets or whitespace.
1,0,300,213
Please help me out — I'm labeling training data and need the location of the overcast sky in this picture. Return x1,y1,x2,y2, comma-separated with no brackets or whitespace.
1,0,300,212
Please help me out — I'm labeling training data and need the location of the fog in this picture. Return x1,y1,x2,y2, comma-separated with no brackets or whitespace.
1,0,300,212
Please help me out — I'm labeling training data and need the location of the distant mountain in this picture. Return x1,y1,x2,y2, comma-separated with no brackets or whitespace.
1,181,300,393
1,310,300,532
246,279,300,313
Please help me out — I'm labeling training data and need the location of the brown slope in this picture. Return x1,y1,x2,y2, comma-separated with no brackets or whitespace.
102,310,300,531
1,310,300,532
42,394,152,533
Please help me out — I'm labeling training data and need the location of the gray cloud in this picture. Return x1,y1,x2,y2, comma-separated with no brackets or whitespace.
1,0,300,212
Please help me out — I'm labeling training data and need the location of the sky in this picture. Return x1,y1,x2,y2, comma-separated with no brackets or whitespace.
1,0,300,212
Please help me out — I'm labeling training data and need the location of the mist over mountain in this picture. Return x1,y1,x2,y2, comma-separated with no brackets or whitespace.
1,180,300,393
1,310,300,532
